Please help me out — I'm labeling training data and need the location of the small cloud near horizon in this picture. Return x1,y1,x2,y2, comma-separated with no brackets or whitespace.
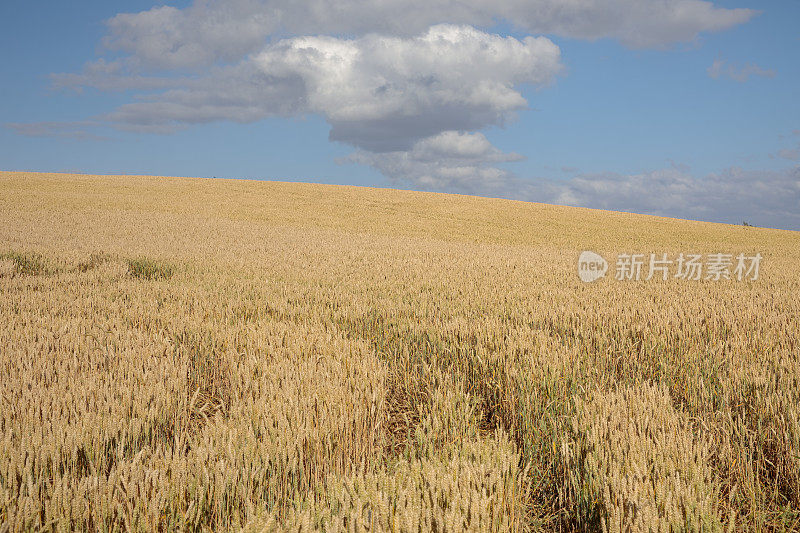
707,56,775,82
5,121,109,141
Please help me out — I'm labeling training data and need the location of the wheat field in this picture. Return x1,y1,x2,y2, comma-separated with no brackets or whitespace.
1,171,799,532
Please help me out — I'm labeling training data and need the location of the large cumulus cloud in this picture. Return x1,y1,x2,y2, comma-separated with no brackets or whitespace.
103,25,562,154
44,0,757,192
100,0,755,70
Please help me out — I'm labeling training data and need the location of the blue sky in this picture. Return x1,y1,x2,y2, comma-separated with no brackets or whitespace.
1,0,798,229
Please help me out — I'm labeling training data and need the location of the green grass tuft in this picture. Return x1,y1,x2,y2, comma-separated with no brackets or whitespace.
1,251,50,276
126,257,175,280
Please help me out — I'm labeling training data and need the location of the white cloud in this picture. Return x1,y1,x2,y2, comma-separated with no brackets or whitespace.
507,0,755,49
347,131,523,193
347,144,800,229
51,59,186,92
548,166,800,229
409,130,523,163
707,57,775,82
103,3,278,70
344,132,800,230
102,25,562,152
5,121,108,141
99,0,754,71
773,131,800,161
516,166,800,230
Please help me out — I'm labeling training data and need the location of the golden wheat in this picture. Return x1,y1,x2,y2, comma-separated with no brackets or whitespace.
1,171,799,531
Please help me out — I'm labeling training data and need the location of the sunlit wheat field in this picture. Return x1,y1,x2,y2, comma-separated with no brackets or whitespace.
1,171,799,532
